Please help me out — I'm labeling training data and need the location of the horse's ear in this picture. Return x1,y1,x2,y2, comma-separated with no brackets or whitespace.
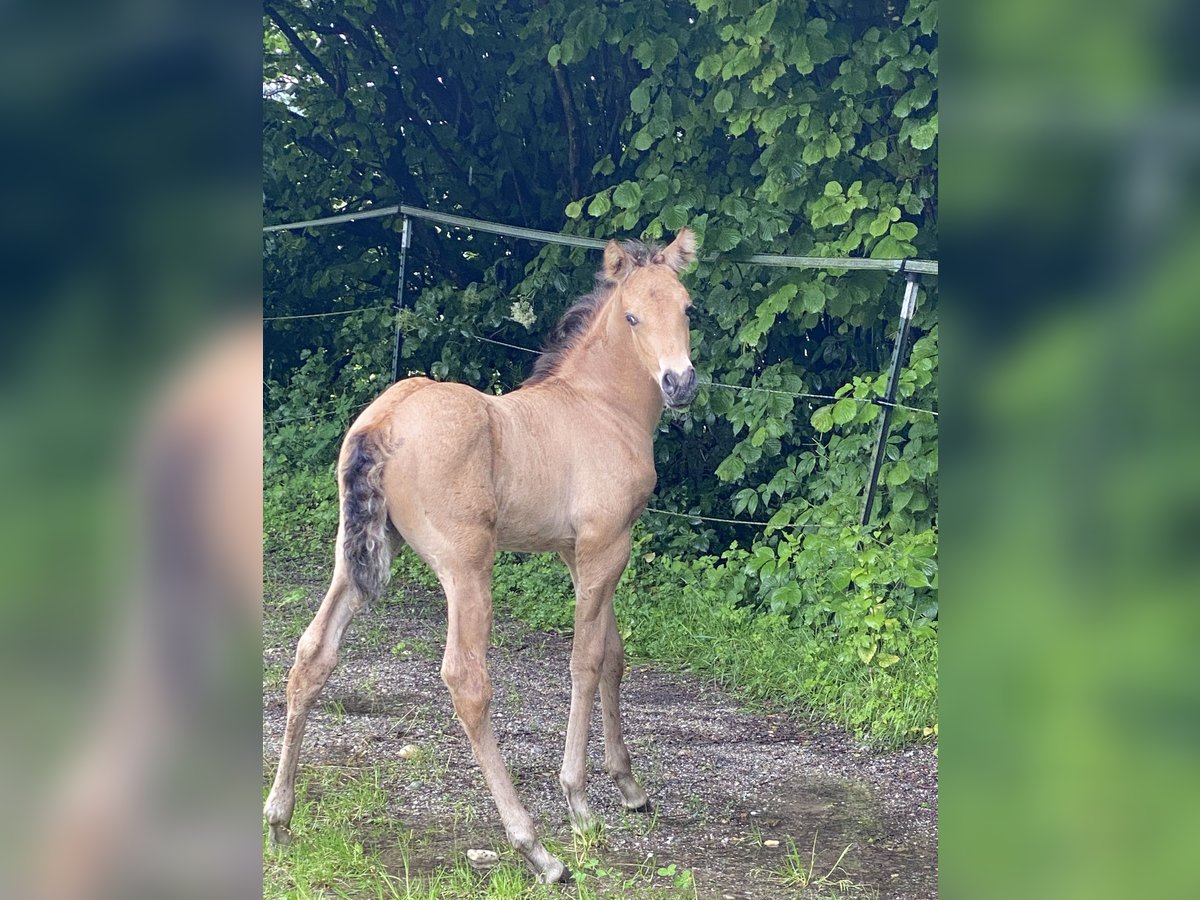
659,228,696,272
603,239,633,282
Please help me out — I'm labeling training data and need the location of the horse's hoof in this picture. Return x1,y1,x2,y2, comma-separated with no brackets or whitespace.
536,859,571,884
268,823,293,847
627,800,654,815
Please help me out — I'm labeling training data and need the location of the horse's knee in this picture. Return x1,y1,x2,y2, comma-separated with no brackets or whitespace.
441,658,491,731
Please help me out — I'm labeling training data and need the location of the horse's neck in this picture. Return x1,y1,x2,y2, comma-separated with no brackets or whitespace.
558,296,662,435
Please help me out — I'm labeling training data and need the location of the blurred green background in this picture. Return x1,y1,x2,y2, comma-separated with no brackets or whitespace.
944,0,1200,897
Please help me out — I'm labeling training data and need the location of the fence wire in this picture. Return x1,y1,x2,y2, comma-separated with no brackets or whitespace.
263,201,938,275
265,203,936,532
263,304,392,322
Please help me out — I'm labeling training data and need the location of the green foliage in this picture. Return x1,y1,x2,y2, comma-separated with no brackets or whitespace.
263,0,938,746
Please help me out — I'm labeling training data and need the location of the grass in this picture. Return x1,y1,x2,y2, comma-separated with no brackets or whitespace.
263,766,700,899
737,834,876,899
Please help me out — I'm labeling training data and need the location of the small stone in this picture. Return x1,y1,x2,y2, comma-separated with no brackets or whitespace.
763,839,780,848
467,848,499,869
399,744,421,760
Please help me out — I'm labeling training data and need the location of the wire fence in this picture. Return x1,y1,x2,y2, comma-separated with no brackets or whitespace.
263,304,392,322
264,321,938,421
264,201,937,531
263,201,939,275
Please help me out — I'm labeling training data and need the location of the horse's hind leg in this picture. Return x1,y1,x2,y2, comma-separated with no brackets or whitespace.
264,559,364,845
599,602,651,812
438,562,567,883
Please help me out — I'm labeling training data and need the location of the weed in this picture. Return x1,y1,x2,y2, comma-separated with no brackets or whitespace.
357,620,390,651
323,698,346,724
776,833,860,893
263,662,286,691
402,746,450,785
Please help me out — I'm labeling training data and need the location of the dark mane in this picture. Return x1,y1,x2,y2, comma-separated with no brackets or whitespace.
523,239,663,385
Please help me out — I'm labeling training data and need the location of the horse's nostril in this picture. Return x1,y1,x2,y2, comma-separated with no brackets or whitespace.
662,371,678,393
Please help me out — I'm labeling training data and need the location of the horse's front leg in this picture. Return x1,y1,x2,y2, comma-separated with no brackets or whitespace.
559,532,631,833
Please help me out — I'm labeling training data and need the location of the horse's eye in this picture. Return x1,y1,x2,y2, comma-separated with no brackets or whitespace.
625,313,639,326
684,306,693,318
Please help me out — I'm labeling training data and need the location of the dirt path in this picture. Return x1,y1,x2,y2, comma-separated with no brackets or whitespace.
263,575,937,899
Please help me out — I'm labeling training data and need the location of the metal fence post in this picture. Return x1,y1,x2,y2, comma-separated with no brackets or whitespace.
390,216,412,383
861,270,921,527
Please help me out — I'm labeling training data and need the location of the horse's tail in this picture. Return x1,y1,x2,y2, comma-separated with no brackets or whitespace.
339,428,394,602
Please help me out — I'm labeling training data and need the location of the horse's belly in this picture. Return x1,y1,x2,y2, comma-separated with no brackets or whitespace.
493,502,574,553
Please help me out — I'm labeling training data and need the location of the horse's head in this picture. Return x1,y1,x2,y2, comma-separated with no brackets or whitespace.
605,229,698,409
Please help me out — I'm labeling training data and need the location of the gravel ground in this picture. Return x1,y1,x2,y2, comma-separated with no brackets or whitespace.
263,573,937,899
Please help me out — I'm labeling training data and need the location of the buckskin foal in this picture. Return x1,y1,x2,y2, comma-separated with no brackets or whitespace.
265,229,698,883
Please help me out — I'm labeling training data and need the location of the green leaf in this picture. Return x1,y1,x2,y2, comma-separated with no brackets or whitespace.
800,283,825,313
832,398,857,424
823,180,843,197
830,569,852,590
613,182,642,209
887,460,911,485
632,130,653,151
565,200,583,219
765,283,798,313
877,653,901,668
587,192,611,217
871,235,911,259
652,36,679,70
630,83,651,115
909,114,938,150
824,133,841,158
745,0,779,39
663,205,688,230
811,406,834,432
904,569,930,588
890,221,918,241
643,177,669,205
547,44,561,67
713,89,734,113
715,454,747,482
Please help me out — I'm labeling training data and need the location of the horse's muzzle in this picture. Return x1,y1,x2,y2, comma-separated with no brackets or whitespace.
661,366,698,408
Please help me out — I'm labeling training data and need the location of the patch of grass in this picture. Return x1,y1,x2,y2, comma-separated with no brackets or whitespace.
264,766,699,899
264,662,287,691
391,636,438,659
400,745,451,786
760,835,876,899
322,698,347,724
355,620,390,652
564,851,697,899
